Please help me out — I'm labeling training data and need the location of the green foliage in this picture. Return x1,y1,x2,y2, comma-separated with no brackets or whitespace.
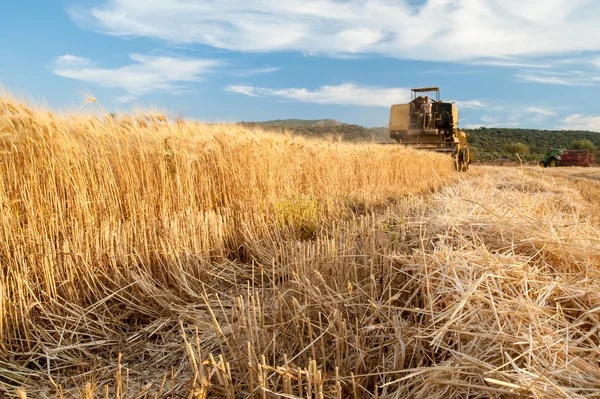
503,142,529,158
255,119,341,127
239,121,393,142
241,120,600,162
570,139,597,153
465,128,600,162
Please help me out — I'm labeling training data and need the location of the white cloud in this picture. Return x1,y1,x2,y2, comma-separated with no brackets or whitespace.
517,74,572,85
56,54,94,69
515,70,595,86
525,106,557,123
453,100,486,110
53,53,221,102
225,83,410,107
502,55,600,87
232,67,281,77
466,103,561,128
226,86,262,98
557,114,600,132
469,60,553,68
71,0,600,62
525,107,556,117
473,115,521,128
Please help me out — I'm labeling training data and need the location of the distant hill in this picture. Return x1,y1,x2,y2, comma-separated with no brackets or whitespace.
240,119,600,161
254,119,343,127
465,128,600,161
239,119,393,142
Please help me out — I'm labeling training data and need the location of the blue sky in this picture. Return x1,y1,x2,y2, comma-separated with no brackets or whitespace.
1,0,600,130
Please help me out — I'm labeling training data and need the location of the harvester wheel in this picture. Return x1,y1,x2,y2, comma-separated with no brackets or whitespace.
454,147,469,172
461,147,469,171
549,158,557,167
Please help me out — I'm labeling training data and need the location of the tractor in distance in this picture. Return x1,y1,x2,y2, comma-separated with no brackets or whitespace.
389,87,471,171
539,148,596,168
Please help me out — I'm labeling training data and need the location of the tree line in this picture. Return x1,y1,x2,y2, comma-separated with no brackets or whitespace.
240,122,600,163
239,122,391,142
465,128,600,162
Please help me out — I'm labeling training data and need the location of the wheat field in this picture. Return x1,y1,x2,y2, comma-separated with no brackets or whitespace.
1,97,600,398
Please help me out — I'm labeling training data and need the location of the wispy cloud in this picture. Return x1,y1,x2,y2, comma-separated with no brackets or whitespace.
465,103,560,128
232,67,281,78
557,114,600,132
525,106,557,123
480,115,520,128
53,53,221,102
515,70,595,86
525,107,556,117
71,0,600,62
453,100,486,110
226,86,261,97
517,74,572,85
417,69,487,76
470,59,553,68
225,83,410,107
512,55,600,86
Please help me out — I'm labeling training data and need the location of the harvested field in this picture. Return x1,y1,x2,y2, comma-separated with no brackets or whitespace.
1,98,600,398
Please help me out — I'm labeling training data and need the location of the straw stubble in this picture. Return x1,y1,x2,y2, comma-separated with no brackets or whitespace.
1,96,599,398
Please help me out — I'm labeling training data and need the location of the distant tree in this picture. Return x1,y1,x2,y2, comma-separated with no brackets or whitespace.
240,123,600,162
570,139,597,153
503,142,529,157
469,146,480,161
529,153,543,162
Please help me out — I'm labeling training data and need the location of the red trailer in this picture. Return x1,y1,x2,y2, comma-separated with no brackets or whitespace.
540,149,596,167
559,149,596,167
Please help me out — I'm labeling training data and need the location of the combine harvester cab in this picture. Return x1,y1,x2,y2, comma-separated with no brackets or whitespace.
540,149,596,168
389,87,471,171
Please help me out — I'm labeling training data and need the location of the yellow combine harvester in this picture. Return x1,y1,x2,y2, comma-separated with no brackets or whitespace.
389,87,471,171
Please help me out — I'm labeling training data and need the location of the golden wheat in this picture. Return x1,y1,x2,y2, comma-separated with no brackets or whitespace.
2,95,600,398
0,96,455,397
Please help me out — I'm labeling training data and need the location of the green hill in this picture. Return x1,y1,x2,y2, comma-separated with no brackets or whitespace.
251,119,342,127
465,128,600,161
240,120,599,161
239,120,392,142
